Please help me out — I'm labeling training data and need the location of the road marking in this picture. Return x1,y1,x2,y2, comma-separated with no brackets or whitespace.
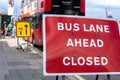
74,75,86,80
31,48,39,54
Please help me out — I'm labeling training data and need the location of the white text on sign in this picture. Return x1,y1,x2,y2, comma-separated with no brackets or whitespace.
63,56,108,66
57,22,110,67
57,22,110,33
67,38,103,48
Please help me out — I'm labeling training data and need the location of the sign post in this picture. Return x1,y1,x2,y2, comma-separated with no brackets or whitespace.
16,21,31,51
43,14,120,76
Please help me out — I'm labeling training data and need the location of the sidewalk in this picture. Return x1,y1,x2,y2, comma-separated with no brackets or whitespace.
0,36,43,80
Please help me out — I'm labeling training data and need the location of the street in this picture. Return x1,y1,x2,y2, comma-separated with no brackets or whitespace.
0,36,42,80
0,36,60,80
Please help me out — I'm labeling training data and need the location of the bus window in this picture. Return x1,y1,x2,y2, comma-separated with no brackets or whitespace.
41,1,43,8
38,14,42,20
49,0,85,16
32,16,39,28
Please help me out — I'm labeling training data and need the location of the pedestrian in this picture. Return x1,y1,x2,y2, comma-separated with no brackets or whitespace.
4,26,8,36
11,24,16,38
1,21,7,35
7,22,13,36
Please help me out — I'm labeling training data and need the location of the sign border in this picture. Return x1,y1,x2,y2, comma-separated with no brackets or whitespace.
43,14,120,76
16,21,31,37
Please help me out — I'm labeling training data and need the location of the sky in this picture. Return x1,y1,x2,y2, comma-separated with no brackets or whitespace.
0,0,120,21
0,0,21,19
86,0,120,20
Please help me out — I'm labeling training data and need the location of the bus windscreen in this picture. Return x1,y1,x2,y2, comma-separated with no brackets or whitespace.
50,0,85,16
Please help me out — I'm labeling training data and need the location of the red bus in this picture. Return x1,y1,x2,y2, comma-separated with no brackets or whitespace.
21,0,85,46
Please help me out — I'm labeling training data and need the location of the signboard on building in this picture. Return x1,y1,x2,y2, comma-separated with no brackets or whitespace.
16,21,31,37
43,15,120,75
21,0,38,17
8,0,14,15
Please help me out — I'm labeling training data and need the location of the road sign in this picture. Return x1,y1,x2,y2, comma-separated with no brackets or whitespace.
16,21,31,37
43,15,120,75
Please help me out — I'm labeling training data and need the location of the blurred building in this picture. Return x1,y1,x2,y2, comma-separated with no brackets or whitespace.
0,12,11,30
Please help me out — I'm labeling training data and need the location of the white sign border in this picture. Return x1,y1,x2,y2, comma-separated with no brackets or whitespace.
43,14,120,76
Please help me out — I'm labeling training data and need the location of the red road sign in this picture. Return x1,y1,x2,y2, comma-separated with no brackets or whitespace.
18,28,23,30
43,15,120,75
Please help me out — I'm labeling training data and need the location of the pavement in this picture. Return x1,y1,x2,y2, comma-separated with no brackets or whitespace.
0,36,76,80
0,36,43,80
